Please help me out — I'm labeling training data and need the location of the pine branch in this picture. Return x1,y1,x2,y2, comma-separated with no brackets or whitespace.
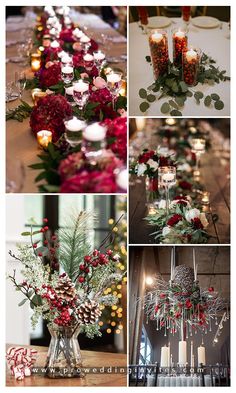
58,211,94,282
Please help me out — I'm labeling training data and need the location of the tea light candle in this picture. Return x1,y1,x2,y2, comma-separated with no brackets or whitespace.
73,28,84,39
192,139,205,151
94,50,106,61
148,205,157,215
116,169,127,191
65,86,74,96
136,118,146,131
83,54,94,62
107,72,122,84
31,53,41,72
162,173,175,182
73,79,89,93
160,345,169,368
165,118,176,126
37,130,52,148
197,345,206,366
61,54,72,64
80,35,90,44
178,340,187,365
201,191,210,205
61,65,73,74
65,117,86,132
83,123,106,141
58,50,67,59
51,40,60,49
175,30,185,39
151,32,163,43
33,91,47,105
31,88,42,104
186,48,197,61
120,80,127,96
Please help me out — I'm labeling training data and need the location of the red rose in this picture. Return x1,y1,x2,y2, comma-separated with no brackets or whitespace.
167,214,183,227
173,195,188,206
39,63,61,88
138,150,155,164
30,94,72,142
191,217,204,230
179,180,192,190
208,287,214,292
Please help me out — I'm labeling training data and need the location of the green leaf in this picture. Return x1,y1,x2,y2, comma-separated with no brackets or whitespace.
47,143,57,160
179,81,188,93
31,294,42,308
175,96,185,107
194,91,204,100
21,231,32,236
204,95,212,107
139,101,149,112
214,100,224,110
170,109,182,116
18,298,28,306
147,94,156,103
28,162,45,170
169,100,179,110
35,171,48,183
160,102,170,114
32,230,41,235
186,91,193,97
211,93,220,101
139,88,147,99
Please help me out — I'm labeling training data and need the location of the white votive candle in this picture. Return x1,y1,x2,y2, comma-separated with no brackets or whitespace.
83,123,107,141
65,117,86,131
65,86,74,96
178,341,187,365
174,30,185,38
80,35,90,43
58,50,67,59
186,48,197,61
151,32,163,43
73,80,89,93
61,55,72,64
73,28,84,39
197,345,206,366
116,169,127,190
94,50,106,60
83,53,94,61
160,346,169,368
61,65,73,74
162,173,175,182
51,40,60,49
136,118,146,131
107,73,122,83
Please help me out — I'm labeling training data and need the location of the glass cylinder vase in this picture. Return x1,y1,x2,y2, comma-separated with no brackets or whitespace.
46,324,83,378
149,29,169,79
145,176,158,205
182,47,201,86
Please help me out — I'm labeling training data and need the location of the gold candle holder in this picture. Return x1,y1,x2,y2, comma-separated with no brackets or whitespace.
34,91,48,105
201,191,210,205
37,130,52,148
31,53,41,72
120,79,127,97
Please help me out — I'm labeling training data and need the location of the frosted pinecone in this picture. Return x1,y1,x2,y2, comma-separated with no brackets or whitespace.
77,300,102,325
55,275,76,301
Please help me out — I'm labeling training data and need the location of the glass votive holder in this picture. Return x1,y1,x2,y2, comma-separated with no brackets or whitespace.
158,166,176,188
183,47,201,86
61,65,74,84
31,53,41,72
106,71,122,96
65,85,76,106
149,29,169,79
37,130,52,148
33,91,48,105
73,28,84,41
172,27,188,67
93,50,106,71
119,79,127,96
83,53,94,71
31,88,42,104
61,53,73,67
190,138,206,155
72,80,90,110
82,123,107,164
80,35,91,52
201,191,210,205
64,116,87,147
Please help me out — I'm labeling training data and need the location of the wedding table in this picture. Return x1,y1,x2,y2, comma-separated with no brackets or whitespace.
6,13,127,193
129,17,230,116
129,127,230,244
6,344,127,386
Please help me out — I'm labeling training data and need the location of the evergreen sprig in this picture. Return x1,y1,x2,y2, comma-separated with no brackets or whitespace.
6,100,33,122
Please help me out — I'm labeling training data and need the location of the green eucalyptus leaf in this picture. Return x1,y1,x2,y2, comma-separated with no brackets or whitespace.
211,93,220,101
21,231,32,236
147,94,156,103
160,102,170,114
170,109,182,116
18,298,28,307
139,101,150,112
169,100,179,110
214,100,224,110
139,88,147,99
204,95,212,107
194,91,204,100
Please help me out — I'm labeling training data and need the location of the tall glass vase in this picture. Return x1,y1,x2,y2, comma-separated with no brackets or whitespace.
46,324,83,378
145,176,158,205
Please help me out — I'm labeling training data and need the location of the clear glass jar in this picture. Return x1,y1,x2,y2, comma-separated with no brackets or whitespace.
46,324,83,378
148,29,169,79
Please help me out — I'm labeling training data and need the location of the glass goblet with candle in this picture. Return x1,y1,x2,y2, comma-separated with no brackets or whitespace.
93,50,106,74
80,35,91,53
190,138,206,176
61,65,74,85
72,80,90,112
82,122,107,165
106,71,122,110
158,166,176,214
83,53,94,72
64,116,87,147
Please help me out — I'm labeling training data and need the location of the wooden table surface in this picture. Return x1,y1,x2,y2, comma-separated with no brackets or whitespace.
6,13,127,193
6,344,127,387
129,130,230,245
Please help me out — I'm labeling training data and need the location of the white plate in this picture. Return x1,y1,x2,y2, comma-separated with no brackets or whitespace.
191,16,220,29
147,16,172,29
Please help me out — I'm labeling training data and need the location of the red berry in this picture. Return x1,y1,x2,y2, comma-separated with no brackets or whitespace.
38,252,43,257
51,235,57,241
44,240,48,245
106,250,113,256
40,228,45,233
85,267,90,273
79,264,85,271
50,248,55,254
84,255,91,263
78,277,85,283
44,226,49,231
43,218,48,223
33,243,37,249
93,249,99,256
92,261,98,267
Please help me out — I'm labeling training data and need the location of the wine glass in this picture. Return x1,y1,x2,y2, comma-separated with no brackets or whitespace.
158,166,176,214
15,72,26,99
61,65,74,85
93,50,106,74
106,71,122,110
72,80,90,111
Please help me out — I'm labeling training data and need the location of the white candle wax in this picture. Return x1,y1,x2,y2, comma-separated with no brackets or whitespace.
136,118,145,131
83,123,106,141
186,49,197,61
65,117,86,132
80,35,90,43
73,28,83,39
61,66,73,74
61,55,72,64
193,140,205,150
197,345,206,366
94,51,105,60
107,73,122,83
83,53,94,61
174,30,185,38
151,32,163,43
73,80,89,93
65,86,74,95
178,341,187,365
160,346,169,367
162,173,175,182
58,50,67,59
51,40,60,49
190,341,194,367
116,169,127,190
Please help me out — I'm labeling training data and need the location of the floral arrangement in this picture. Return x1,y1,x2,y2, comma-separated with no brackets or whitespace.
141,265,226,336
146,196,209,244
130,148,176,178
8,212,125,338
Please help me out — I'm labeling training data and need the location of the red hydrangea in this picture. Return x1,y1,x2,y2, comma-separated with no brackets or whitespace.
159,156,172,167
88,88,117,120
167,214,183,227
39,63,61,88
30,94,72,142
102,117,127,162
138,150,155,164
43,47,60,63
59,28,74,43
60,170,117,193
191,217,204,230
73,53,83,68
179,180,192,190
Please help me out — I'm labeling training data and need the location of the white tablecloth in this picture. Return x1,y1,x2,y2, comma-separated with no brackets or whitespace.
129,17,230,116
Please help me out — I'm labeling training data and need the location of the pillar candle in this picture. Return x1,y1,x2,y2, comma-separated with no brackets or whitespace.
197,345,206,366
178,340,187,365
160,346,169,367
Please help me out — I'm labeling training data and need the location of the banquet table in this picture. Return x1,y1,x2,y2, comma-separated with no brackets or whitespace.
129,17,230,116
6,13,127,193
129,129,230,245
6,344,127,387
